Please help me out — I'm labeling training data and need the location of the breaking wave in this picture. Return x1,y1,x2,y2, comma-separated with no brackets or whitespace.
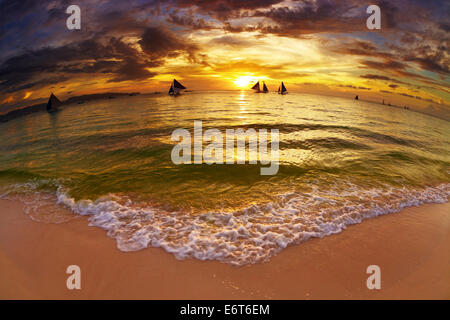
4,180,447,265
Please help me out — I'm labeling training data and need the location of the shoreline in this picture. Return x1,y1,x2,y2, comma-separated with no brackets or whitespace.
0,199,448,299
0,92,138,123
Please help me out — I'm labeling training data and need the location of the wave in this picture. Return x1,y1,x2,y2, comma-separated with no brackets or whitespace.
2,122,423,153
3,180,447,266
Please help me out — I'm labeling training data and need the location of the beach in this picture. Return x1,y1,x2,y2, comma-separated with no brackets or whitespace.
1,198,448,300
2,0,449,305
0,92,448,300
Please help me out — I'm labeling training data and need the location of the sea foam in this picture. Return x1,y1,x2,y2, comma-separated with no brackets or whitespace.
2,180,448,265
49,182,449,265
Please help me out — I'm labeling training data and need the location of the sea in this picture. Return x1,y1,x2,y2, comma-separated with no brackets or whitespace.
0,91,448,265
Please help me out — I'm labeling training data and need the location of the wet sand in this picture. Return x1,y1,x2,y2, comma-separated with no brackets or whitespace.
0,199,448,299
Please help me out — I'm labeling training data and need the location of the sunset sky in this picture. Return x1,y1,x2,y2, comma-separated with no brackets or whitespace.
1,0,449,118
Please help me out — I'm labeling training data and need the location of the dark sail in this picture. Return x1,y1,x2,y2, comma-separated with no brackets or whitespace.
168,84,174,95
173,79,186,89
46,93,62,112
355,95,359,100
262,82,268,92
281,82,287,93
251,81,260,91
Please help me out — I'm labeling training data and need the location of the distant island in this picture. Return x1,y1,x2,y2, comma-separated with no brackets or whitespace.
0,92,139,123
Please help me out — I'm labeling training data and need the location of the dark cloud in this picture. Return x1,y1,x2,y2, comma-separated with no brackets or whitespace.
0,0,42,24
438,22,450,32
328,36,447,81
0,22,202,94
0,0,448,108
360,74,404,84
0,36,157,93
375,0,399,29
108,58,158,82
250,0,361,36
361,59,408,73
338,84,371,90
167,12,214,30
399,92,414,98
138,27,198,61
358,59,437,84
331,40,394,60
173,0,284,19
403,50,449,74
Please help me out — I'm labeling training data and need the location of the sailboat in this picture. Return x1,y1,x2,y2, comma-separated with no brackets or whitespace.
168,79,186,95
251,81,261,93
251,81,269,93
46,93,62,113
355,95,359,100
278,82,287,95
262,82,268,93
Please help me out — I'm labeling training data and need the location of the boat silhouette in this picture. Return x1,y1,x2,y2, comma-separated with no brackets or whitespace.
278,82,287,95
169,79,186,96
46,93,62,113
251,81,269,93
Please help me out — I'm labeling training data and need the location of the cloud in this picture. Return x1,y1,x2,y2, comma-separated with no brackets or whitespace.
331,40,394,60
173,0,284,19
404,50,449,74
358,59,437,83
338,84,371,90
360,74,404,84
0,36,157,93
250,1,361,36
209,35,252,47
138,26,199,61
0,0,448,112
360,59,407,73
0,23,202,94
108,58,157,82
167,12,214,30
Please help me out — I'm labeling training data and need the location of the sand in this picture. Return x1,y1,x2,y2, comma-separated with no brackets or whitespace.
0,199,448,299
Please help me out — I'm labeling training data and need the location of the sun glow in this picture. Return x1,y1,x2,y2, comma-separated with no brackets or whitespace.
234,76,258,88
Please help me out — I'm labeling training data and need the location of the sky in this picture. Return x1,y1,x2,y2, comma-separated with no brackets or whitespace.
0,0,449,118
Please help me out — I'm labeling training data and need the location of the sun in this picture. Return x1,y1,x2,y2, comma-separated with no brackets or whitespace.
234,76,258,88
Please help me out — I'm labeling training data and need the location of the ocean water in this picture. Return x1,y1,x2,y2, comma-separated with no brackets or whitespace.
0,91,449,265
